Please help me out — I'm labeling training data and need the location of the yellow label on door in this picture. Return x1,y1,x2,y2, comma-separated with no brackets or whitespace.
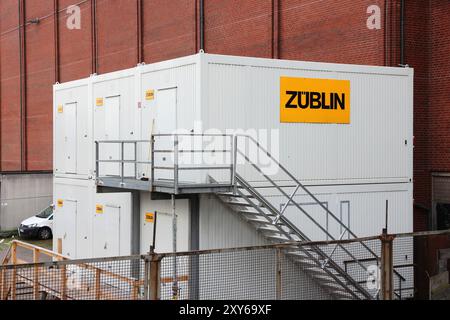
96,98,104,106
145,212,155,223
96,204,104,214
280,77,350,124
57,199,64,208
145,89,155,101
57,105,63,113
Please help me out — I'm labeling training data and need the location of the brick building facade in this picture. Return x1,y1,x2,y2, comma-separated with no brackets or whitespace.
0,0,449,234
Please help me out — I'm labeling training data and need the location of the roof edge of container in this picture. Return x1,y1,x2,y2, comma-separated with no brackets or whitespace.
200,53,414,77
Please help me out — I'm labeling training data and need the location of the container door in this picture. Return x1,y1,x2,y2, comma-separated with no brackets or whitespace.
93,204,120,258
63,199,77,258
154,88,177,182
103,96,121,176
64,102,77,174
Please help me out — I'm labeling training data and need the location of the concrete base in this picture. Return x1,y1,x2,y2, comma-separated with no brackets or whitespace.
0,173,52,232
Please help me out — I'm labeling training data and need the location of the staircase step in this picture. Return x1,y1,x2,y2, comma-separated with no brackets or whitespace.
238,209,275,217
217,193,255,199
257,226,283,233
244,217,271,224
224,201,255,207
285,251,308,259
265,234,290,242
320,282,347,292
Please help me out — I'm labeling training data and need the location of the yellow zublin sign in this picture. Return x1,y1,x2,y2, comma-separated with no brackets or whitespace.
280,77,350,124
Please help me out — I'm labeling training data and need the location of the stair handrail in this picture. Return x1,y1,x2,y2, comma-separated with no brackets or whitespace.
233,134,380,264
235,174,373,299
1,246,12,265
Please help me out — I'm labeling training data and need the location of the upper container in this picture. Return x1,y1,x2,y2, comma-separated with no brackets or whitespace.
53,53,413,185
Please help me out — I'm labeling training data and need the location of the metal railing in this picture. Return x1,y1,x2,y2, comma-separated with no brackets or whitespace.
95,133,408,297
230,134,403,299
2,229,440,300
95,134,234,194
1,240,143,300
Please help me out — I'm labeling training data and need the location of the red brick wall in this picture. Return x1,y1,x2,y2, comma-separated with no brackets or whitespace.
0,0,446,233
279,0,387,65
428,1,450,200
0,0,21,171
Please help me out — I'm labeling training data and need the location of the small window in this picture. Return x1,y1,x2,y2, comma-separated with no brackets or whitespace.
36,206,53,219
49,214,54,221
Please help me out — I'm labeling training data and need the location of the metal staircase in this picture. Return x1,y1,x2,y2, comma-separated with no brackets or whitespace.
213,134,381,300
95,133,387,299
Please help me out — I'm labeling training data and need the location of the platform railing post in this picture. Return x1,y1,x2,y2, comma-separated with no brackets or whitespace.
151,136,155,189
233,135,238,194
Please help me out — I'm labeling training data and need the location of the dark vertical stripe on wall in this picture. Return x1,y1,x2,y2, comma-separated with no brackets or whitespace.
0,14,2,171
54,0,60,83
19,0,27,171
272,0,279,59
137,0,144,64
195,0,199,52
400,0,405,65
199,0,204,51
384,0,388,66
91,0,98,74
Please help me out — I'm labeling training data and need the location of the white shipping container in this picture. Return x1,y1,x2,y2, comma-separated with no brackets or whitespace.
54,53,413,185
53,53,414,299
53,178,96,258
53,178,132,259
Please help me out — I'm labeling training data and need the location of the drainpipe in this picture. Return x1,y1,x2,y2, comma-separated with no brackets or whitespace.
384,0,389,66
199,0,204,52
54,0,60,83
400,0,405,66
91,0,98,74
271,0,279,59
137,0,144,64
18,0,27,171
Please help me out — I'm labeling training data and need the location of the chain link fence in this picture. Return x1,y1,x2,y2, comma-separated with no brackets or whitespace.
1,230,449,300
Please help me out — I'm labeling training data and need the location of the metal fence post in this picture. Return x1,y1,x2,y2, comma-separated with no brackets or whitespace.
146,252,161,300
33,248,40,300
276,248,282,300
0,268,6,300
11,242,17,300
174,135,179,194
380,230,395,300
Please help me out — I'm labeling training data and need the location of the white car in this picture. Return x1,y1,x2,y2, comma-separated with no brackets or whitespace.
18,205,54,240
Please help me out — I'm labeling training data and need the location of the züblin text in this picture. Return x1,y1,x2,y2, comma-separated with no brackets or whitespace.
285,91,346,110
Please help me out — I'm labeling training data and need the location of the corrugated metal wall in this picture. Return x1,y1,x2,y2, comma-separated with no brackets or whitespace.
203,58,413,184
